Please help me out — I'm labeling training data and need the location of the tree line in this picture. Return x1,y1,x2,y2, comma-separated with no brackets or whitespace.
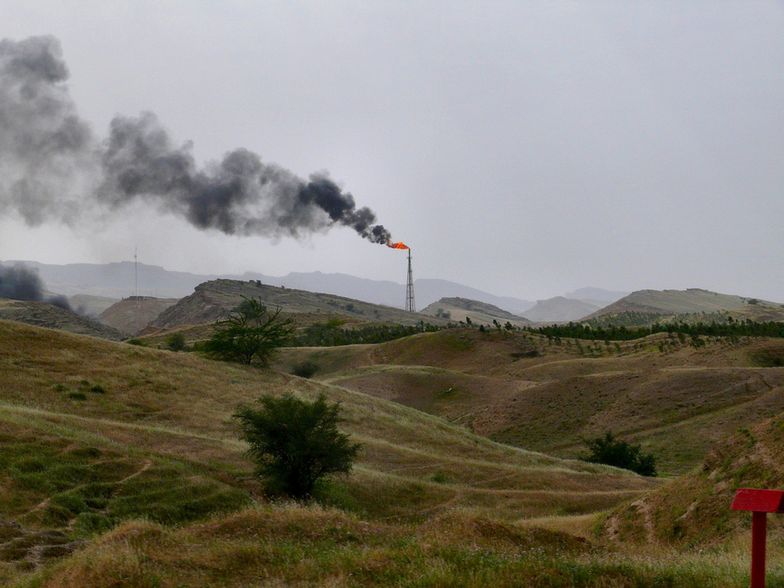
527,319,784,342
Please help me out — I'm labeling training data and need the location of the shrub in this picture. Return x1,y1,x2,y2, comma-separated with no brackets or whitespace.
165,332,187,352
582,432,657,476
234,393,360,499
291,361,319,379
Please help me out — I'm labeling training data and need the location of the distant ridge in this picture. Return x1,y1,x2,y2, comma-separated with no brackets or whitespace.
587,288,784,324
1,260,533,315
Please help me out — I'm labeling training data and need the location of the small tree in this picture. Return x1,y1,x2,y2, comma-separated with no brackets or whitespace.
582,432,657,477
204,297,294,365
234,393,360,499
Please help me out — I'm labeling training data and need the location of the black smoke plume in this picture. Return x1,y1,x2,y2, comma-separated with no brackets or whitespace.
0,265,71,310
0,36,392,244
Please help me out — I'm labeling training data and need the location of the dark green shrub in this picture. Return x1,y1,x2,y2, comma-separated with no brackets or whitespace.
234,393,360,500
582,432,657,476
165,332,187,352
291,361,319,379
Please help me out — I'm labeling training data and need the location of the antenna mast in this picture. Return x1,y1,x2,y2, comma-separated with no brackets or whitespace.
405,249,415,313
134,247,139,299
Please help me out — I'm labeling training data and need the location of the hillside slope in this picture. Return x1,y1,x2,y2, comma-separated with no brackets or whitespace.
0,320,653,583
588,288,784,324
99,296,178,335
0,299,123,340
420,297,530,326
605,412,784,546
278,330,784,474
150,279,445,331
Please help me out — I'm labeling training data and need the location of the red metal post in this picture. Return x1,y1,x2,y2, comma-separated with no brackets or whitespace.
751,511,767,588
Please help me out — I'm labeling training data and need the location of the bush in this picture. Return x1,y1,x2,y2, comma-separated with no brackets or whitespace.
582,432,657,476
234,393,360,499
204,297,294,365
291,361,319,379
165,332,187,352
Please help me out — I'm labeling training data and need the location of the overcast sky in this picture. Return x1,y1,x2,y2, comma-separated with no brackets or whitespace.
1,1,782,300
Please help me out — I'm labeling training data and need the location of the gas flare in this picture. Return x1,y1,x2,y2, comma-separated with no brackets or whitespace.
386,241,410,250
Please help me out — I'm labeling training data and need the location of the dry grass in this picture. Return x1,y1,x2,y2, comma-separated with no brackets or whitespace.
0,320,657,584
278,330,784,474
17,505,784,588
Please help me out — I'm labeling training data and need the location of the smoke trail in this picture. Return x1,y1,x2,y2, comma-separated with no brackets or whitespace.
0,36,392,244
0,265,71,310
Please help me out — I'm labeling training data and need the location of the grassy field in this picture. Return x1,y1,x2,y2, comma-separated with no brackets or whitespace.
277,330,784,474
0,319,661,585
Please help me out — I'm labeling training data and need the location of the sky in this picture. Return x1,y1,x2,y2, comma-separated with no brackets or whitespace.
0,0,782,301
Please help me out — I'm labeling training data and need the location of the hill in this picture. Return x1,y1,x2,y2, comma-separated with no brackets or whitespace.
0,320,654,584
521,296,600,323
149,279,446,331
588,288,784,325
98,296,178,335
0,299,123,340
277,330,784,475
420,297,531,327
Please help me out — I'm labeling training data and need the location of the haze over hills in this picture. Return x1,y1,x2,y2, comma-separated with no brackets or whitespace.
520,296,601,323
0,299,123,340
0,259,535,314
99,296,179,336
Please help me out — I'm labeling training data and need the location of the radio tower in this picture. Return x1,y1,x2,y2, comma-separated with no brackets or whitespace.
405,248,415,312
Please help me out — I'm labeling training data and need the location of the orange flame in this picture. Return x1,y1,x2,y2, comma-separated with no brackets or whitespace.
386,241,410,250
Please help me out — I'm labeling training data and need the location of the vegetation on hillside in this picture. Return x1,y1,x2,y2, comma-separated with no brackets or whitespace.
204,297,294,365
292,319,442,347
582,432,657,477
528,319,784,342
234,393,360,499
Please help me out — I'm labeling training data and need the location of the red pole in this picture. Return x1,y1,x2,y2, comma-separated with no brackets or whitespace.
751,511,767,588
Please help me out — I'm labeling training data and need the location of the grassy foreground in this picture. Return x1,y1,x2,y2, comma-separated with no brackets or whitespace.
14,505,784,588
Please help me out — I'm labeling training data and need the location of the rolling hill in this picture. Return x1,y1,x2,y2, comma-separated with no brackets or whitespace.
277,329,784,475
0,319,654,585
98,296,178,336
148,279,447,331
587,288,784,325
420,297,531,327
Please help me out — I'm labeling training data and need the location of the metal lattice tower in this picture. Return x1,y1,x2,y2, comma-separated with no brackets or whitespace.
405,249,415,312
